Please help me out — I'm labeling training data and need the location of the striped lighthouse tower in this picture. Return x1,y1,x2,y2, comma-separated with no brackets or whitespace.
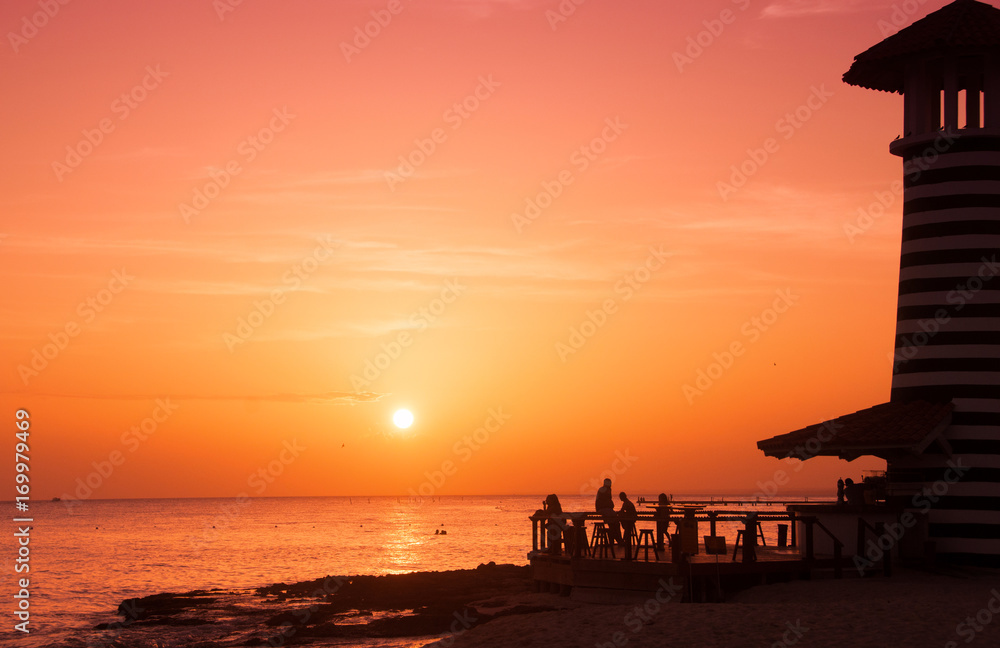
845,0,1000,565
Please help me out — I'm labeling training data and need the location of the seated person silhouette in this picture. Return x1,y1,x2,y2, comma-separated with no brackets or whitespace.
544,493,568,554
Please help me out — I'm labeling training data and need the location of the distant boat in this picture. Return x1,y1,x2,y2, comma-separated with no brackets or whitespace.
51,497,61,502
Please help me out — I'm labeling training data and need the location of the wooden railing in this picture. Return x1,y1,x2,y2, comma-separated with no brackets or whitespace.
528,509,799,556
530,509,860,582
857,517,891,576
797,515,845,578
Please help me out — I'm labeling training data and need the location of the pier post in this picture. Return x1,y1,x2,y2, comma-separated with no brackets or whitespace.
741,515,757,563
530,511,543,553
571,514,587,559
804,518,815,562
875,522,891,577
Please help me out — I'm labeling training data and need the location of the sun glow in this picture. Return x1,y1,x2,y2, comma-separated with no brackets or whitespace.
393,409,414,429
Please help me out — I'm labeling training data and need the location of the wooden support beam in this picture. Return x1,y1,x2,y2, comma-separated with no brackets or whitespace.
944,58,960,129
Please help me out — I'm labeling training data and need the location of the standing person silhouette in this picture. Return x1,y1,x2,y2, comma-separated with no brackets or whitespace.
655,492,671,550
595,478,623,545
619,492,638,560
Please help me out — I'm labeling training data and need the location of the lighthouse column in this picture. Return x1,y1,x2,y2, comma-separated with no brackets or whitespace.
987,53,1000,127
886,43,1000,561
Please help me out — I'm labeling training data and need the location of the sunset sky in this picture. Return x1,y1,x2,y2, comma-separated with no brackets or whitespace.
1,0,948,501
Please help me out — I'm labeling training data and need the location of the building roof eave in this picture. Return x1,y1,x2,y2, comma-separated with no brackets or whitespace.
756,400,955,462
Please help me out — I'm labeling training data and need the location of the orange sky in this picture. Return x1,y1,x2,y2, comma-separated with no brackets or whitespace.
1,0,954,501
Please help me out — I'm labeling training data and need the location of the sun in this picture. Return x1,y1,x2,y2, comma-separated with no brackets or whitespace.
393,409,414,429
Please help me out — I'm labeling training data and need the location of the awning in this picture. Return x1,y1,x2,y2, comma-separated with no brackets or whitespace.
843,0,1000,94
756,400,954,462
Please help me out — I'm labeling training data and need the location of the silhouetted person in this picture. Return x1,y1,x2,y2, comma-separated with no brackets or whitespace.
845,478,860,505
619,492,637,559
655,492,671,550
595,478,623,545
544,494,568,554
837,478,845,505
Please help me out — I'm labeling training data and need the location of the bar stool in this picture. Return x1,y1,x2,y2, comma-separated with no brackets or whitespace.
732,530,747,561
570,521,590,558
732,522,766,561
589,521,606,546
634,529,660,561
590,522,616,559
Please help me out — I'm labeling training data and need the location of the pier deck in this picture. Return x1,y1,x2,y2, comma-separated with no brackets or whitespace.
527,507,860,602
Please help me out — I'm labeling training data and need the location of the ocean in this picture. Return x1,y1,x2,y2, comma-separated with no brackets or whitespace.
0,495,811,647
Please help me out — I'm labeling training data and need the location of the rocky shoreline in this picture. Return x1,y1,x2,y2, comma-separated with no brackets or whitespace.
73,561,1000,648
83,563,571,647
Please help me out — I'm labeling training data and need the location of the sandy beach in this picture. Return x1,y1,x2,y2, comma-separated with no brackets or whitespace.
424,566,1000,648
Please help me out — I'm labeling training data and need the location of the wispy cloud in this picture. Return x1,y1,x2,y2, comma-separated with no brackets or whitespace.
0,234,330,259
97,146,189,161
760,0,884,18
0,391,386,404
446,0,548,20
247,169,389,188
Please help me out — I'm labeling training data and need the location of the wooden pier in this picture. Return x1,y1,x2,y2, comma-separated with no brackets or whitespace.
528,507,857,602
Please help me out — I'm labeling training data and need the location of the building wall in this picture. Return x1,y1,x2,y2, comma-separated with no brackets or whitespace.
887,130,1000,565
